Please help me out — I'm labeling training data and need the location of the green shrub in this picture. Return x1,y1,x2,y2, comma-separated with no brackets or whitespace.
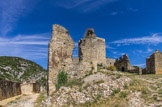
107,66,117,71
119,92,128,98
112,88,120,96
56,70,68,90
124,84,128,89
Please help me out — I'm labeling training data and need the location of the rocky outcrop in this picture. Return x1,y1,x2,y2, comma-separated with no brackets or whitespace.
42,71,132,106
0,79,21,101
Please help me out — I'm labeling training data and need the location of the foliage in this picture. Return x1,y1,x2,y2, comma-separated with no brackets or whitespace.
119,92,128,98
35,93,46,107
56,70,68,90
112,88,120,96
107,66,117,71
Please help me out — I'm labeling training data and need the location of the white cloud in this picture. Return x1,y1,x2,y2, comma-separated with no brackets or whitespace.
0,0,37,36
106,45,115,49
0,33,50,60
111,33,162,45
112,51,125,56
133,63,145,67
56,0,118,12
136,47,153,54
128,8,139,12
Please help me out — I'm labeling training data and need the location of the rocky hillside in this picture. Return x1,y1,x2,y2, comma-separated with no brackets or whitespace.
0,56,46,86
38,69,162,107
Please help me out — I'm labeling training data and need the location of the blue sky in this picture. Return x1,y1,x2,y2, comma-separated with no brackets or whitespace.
0,0,162,69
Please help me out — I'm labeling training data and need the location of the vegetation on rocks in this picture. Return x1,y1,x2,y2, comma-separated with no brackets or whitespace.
39,69,162,107
0,56,47,86
107,66,117,71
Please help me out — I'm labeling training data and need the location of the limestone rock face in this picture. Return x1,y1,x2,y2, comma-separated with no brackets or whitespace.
48,24,74,94
79,29,106,72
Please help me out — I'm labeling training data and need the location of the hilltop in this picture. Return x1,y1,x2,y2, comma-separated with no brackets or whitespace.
0,56,47,86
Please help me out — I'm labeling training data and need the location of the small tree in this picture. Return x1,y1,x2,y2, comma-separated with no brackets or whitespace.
56,70,68,90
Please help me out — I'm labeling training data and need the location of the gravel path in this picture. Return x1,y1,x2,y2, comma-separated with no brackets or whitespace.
6,94,39,107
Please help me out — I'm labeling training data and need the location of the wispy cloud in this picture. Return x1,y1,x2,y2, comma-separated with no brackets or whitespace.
106,45,115,49
137,47,153,54
133,63,145,67
110,11,123,16
0,33,50,59
112,51,125,56
0,0,37,36
128,8,139,12
111,33,162,45
56,0,118,12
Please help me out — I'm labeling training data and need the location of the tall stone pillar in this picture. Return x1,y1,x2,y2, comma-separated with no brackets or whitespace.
48,24,74,94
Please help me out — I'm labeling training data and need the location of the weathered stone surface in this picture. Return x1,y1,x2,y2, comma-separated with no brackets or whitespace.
48,24,75,94
78,29,106,72
43,71,132,106
114,54,133,72
21,82,40,94
146,50,162,74
0,79,21,101
106,58,116,67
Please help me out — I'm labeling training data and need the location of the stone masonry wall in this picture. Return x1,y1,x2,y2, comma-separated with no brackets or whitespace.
48,24,74,94
21,82,40,94
106,58,116,67
154,50,162,74
0,79,21,101
78,29,106,72
114,54,133,72
146,50,162,74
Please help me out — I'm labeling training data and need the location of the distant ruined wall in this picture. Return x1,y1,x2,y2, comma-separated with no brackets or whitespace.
0,79,21,101
146,50,162,74
106,58,116,67
21,82,40,94
114,54,133,72
48,24,74,94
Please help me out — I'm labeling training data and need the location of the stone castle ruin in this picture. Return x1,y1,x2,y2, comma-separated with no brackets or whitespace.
146,50,162,74
48,24,109,94
114,54,132,72
114,54,142,74
48,24,162,94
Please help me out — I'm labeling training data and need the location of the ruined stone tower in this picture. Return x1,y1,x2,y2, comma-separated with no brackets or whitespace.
48,24,74,94
79,29,106,72
146,50,162,74
114,54,132,72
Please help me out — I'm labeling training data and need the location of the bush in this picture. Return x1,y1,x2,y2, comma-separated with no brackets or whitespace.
119,92,128,98
112,88,120,96
56,70,68,90
107,66,117,71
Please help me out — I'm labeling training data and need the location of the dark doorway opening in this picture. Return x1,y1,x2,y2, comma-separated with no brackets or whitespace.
121,67,125,71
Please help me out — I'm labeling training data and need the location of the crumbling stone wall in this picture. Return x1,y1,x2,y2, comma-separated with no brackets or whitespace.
48,24,74,94
146,50,162,74
114,54,133,72
0,79,21,101
106,58,116,67
78,29,106,72
21,82,40,94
